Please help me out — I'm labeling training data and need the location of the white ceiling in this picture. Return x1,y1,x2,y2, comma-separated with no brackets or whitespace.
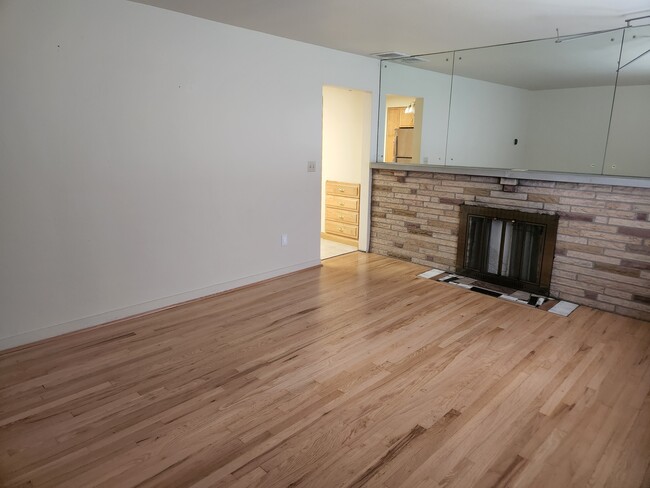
131,0,650,57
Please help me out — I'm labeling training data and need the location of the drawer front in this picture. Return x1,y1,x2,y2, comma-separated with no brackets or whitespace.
325,207,359,225
325,221,359,239
326,181,360,198
326,194,359,211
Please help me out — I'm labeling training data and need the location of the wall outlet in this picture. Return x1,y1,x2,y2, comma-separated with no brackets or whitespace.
307,161,316,172
281,234,289,246
423,156,429,163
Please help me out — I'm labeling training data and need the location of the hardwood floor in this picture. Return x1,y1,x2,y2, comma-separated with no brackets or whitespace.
1,252,649,487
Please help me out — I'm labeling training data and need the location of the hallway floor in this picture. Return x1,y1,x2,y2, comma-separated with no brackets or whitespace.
320,238,356,260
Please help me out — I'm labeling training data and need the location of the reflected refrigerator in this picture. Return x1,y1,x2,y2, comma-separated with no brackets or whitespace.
394,127,413,163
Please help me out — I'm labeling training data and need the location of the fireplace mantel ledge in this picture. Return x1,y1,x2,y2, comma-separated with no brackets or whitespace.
370,162,650,189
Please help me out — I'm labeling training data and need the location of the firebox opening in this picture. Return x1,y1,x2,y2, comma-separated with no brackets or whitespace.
456,205,559,295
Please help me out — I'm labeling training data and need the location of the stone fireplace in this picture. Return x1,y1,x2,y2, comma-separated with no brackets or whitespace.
369,167,650,321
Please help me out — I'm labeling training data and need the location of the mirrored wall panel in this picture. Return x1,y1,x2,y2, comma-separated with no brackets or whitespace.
605,24,650,177
377,26,650,178
378,53,453,164
448,31,621,173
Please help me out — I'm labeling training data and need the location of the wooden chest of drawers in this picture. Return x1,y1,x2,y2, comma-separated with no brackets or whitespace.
323,180,360,246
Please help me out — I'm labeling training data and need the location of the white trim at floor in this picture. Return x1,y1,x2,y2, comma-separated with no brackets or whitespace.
0,260,321,351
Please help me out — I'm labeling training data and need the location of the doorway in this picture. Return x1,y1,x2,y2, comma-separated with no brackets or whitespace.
321,85,372,260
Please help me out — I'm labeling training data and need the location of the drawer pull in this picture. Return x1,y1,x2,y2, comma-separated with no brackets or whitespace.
338,227,343,231
339,215,344,219
339,202,344,206
338,188,344,192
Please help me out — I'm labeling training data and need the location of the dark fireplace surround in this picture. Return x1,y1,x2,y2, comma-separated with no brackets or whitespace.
456,205,559,295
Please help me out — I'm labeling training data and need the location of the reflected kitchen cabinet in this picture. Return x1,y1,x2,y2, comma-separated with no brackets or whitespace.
399,109,414,128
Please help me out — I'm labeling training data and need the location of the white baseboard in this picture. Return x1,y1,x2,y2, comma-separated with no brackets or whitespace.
0,260,321,352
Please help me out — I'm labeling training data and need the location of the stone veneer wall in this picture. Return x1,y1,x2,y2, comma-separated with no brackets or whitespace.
370,169,650,321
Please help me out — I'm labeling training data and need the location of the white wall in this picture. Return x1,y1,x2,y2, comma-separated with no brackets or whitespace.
321,86,372,243
524,85,614,173
0,0,379,349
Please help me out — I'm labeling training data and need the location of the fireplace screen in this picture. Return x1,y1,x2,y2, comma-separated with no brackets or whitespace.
457,206,558,294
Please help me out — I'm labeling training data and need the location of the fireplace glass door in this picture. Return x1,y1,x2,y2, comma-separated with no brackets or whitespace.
458,206,558,294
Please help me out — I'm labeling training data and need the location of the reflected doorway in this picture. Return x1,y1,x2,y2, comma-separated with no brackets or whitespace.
384,95,424,163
